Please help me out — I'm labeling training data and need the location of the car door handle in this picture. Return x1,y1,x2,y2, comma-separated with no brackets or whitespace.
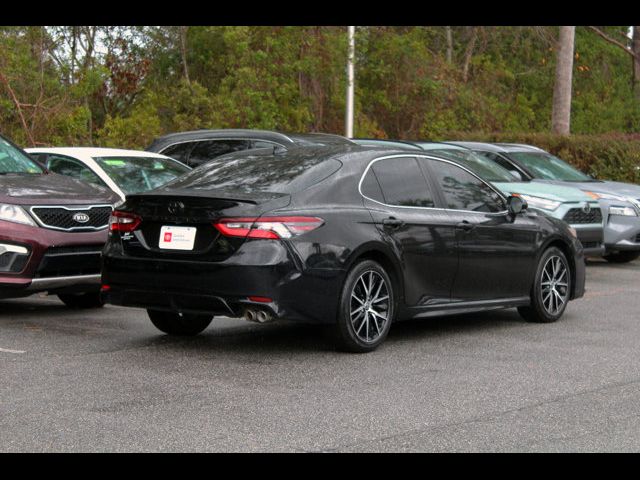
382,218,404,229
455,221,474,232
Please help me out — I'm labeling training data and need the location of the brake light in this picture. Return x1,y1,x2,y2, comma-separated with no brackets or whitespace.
213,216,324,239
109,210,141,232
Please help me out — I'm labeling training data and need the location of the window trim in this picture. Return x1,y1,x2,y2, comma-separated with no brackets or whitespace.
358,154,509,215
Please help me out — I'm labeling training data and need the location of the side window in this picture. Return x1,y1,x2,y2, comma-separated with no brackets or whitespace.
188,140,252,167
161,142,193,164
29,153,48,167
368,157,435,208
423,159,505,213
481,152,514,172
47,155,105,187
360,168,385,203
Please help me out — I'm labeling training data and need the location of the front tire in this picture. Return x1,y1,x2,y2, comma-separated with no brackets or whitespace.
147,310,213,336
603,251,640,264
518,247,571,323
58,292,105,309
334,260,395,353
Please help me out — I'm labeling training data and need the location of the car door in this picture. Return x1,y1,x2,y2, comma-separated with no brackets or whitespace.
419,157,539,302
361,155,459,308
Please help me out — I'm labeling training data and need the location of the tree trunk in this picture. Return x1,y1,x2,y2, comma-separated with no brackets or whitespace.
632,26,640,100
445,26,453,63
551,26,575,135
462,27,479,83
180,26,191,85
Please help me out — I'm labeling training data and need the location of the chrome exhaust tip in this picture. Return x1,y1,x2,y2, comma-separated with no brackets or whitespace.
256,310,273,323
243,309,257,322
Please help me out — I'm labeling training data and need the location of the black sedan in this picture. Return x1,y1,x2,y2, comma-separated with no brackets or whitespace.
101,145,586,352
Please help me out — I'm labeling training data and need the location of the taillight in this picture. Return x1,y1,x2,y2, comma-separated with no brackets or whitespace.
213,216,324,239
109,210,141,233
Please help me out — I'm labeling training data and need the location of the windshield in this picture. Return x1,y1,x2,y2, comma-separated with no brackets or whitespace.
506,152,593,182
0,138,44,174
427,149,518,183
166,151,343,194
94,156,190,194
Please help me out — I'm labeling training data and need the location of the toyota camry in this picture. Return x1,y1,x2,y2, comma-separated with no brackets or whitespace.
101,144,586,352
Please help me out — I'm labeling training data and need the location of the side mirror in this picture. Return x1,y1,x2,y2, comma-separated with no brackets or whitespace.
507,195,528,215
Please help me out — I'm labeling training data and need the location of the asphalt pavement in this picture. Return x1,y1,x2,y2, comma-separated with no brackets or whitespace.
1,258,640,452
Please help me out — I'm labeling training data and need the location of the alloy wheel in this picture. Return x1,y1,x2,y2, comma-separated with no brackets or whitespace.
540,255,569,316
350,270,390,343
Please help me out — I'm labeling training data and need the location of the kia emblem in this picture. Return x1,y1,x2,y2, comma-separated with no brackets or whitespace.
73,212,90,223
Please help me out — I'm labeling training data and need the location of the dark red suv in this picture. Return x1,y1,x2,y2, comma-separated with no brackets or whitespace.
0,134,118,307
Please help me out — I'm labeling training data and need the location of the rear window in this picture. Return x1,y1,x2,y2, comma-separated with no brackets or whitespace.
165,152,343,194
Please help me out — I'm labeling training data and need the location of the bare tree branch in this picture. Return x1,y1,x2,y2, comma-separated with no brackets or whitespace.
588,26,638,60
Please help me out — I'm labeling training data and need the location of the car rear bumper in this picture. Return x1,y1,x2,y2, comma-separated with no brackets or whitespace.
101,243,344,324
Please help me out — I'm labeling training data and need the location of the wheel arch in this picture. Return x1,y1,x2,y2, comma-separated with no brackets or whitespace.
343,243,405,306
538,236,577,299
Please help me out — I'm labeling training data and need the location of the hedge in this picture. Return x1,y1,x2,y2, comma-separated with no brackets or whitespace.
439,132,640,184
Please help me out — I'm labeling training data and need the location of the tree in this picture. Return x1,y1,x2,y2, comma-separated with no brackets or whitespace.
551,26,576,135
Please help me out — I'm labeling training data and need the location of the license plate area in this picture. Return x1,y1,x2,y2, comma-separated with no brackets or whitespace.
158,226,197,251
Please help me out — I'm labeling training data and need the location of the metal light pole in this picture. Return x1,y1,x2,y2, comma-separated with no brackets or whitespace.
345,26,355,138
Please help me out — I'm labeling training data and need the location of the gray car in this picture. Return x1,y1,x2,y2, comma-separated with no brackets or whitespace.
448,142,640,263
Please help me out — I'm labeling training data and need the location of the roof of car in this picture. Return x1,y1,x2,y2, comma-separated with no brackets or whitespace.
445,141,547,153
146,129,354,152
26,147,172,159
351,138,423,150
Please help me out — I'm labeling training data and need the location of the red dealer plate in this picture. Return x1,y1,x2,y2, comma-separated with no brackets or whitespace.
158,226,197,251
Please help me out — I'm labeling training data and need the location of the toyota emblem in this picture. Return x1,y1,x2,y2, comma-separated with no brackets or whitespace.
581,202,591,214
167,201,185,215
73,212,90,223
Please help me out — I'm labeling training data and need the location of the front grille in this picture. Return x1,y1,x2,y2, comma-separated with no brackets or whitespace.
581,241,601,249
35,247,102,278
635,233,640,243
563,207,602,224
30,205,112,231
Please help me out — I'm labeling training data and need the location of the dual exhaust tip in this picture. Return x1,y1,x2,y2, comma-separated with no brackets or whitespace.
243,307,274,324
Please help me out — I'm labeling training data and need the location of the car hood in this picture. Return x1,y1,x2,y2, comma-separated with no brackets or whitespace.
0,172,118,206
492,182,594,203
531,179,640,202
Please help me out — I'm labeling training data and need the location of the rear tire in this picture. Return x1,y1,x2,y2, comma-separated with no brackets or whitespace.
58,292,104,309
603,251,640,264
334,260,395,353
518,247,571,324
147,310,213,336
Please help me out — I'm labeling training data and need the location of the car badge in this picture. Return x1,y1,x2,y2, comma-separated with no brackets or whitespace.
581,202,591,214
73,212,90,223
167,201,185,215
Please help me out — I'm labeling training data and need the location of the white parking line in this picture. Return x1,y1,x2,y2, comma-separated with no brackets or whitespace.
0,347,26,354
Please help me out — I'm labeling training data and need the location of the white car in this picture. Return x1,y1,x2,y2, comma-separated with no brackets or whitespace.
25,147,191,202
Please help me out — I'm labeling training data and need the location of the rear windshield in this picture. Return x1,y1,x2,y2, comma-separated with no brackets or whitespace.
0,138,43,174
506,152,592,182
166,152,343,194
94,156,190,194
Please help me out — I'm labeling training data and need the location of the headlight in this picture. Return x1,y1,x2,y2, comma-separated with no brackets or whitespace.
0,204,36,226
516,194,561,211
609,206,638,217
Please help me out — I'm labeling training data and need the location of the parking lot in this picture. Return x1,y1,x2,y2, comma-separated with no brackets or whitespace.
0,258,639,452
